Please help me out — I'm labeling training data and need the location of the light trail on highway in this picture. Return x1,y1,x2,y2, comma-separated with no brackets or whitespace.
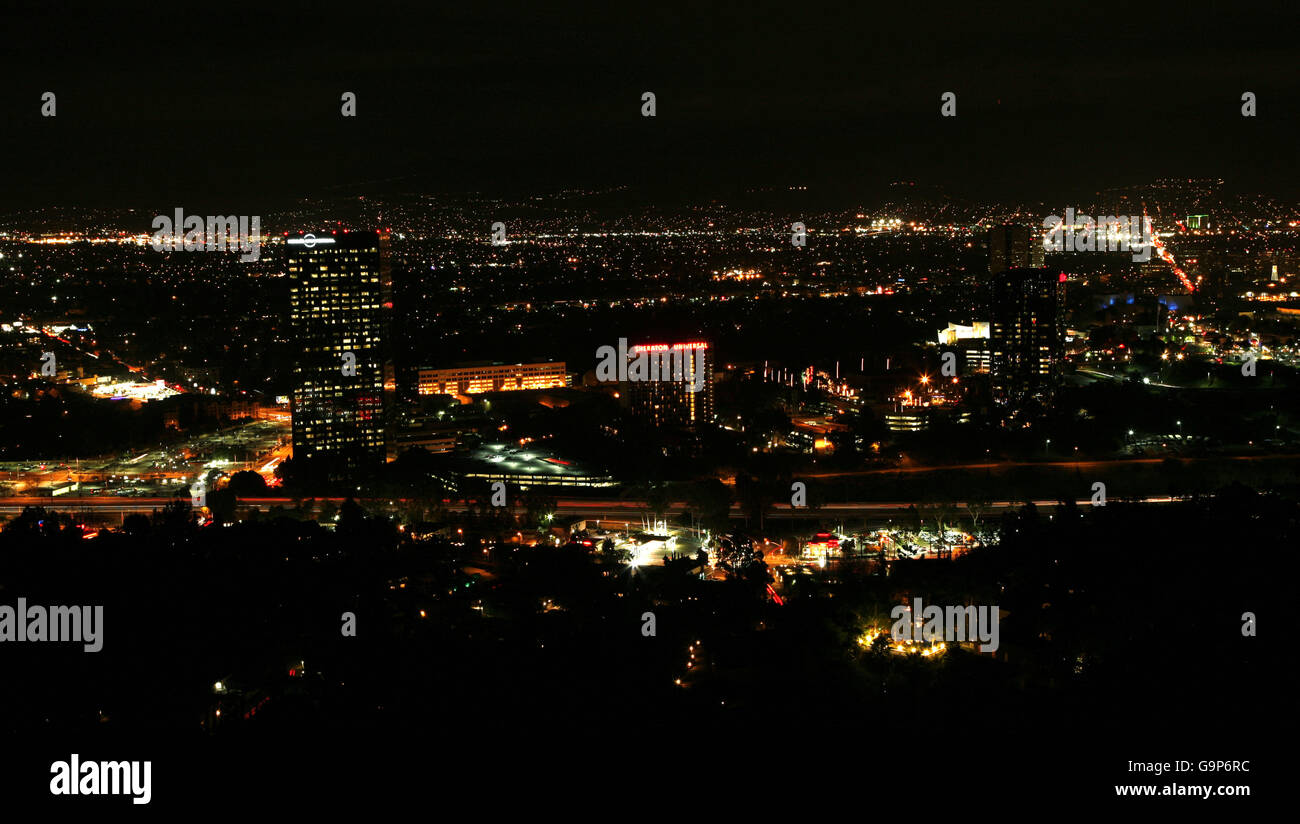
0,495,1182,518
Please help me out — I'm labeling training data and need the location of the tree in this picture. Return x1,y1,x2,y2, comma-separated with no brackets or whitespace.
1056,496,1083,528
337,496,367,536
521,487,557,531
684,478,732,534
644,481,672,525
715,534,761,575
740,557,772,588
274,456,330,495
599,537,631,564
154,498,195,534
206,488,236,524
274,458,295,486
622,479,672,527
965,488,991,547
871,633,892,656
750,407,792,448
319,500,339,524
2,506,60,537
735,474,775,533
227,470,268,498
918,480,957,555
122,512,151,537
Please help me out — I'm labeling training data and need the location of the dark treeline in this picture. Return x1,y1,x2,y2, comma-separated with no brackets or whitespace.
0,485,1284,749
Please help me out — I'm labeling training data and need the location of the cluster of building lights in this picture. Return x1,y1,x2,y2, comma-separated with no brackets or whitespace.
1242,291,1300,301
898,374,957,407
711,269,762,281
856,628,947,657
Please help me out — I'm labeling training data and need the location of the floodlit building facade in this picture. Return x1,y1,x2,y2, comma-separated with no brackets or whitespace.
417,362,569,396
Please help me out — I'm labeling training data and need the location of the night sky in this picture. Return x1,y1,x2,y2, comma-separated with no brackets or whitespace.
3,1,1298,210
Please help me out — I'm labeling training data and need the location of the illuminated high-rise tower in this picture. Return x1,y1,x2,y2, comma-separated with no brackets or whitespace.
627,341,715,429
287,230,392,478
989,268,1065,415
989,224,1045,275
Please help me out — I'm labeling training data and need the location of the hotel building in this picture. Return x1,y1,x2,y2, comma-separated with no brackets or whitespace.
416,362,570,396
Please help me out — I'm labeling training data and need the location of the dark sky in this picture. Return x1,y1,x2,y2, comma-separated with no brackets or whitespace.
3,0,1298,211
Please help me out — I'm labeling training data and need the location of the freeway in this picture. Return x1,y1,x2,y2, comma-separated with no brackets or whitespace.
798,452,1300,478
0,495,1180,519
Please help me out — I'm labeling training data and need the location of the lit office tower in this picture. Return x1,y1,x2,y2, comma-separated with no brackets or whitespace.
287,230,392,478
989,268,1065,415
627,341,715,428
988,224,1045,274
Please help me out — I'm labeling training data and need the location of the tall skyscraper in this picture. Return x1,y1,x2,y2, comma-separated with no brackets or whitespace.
989,268,1065,415
627,341,715,428
989,224,1045,275
287,230,392,478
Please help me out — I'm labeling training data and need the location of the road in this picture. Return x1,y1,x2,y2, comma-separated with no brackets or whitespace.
0,495,1180,518
798,452,1300,478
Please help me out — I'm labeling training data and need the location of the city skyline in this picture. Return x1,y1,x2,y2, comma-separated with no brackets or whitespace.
0,2,1283,812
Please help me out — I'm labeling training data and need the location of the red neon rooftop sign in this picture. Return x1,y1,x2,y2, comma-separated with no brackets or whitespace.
630,342,709,353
